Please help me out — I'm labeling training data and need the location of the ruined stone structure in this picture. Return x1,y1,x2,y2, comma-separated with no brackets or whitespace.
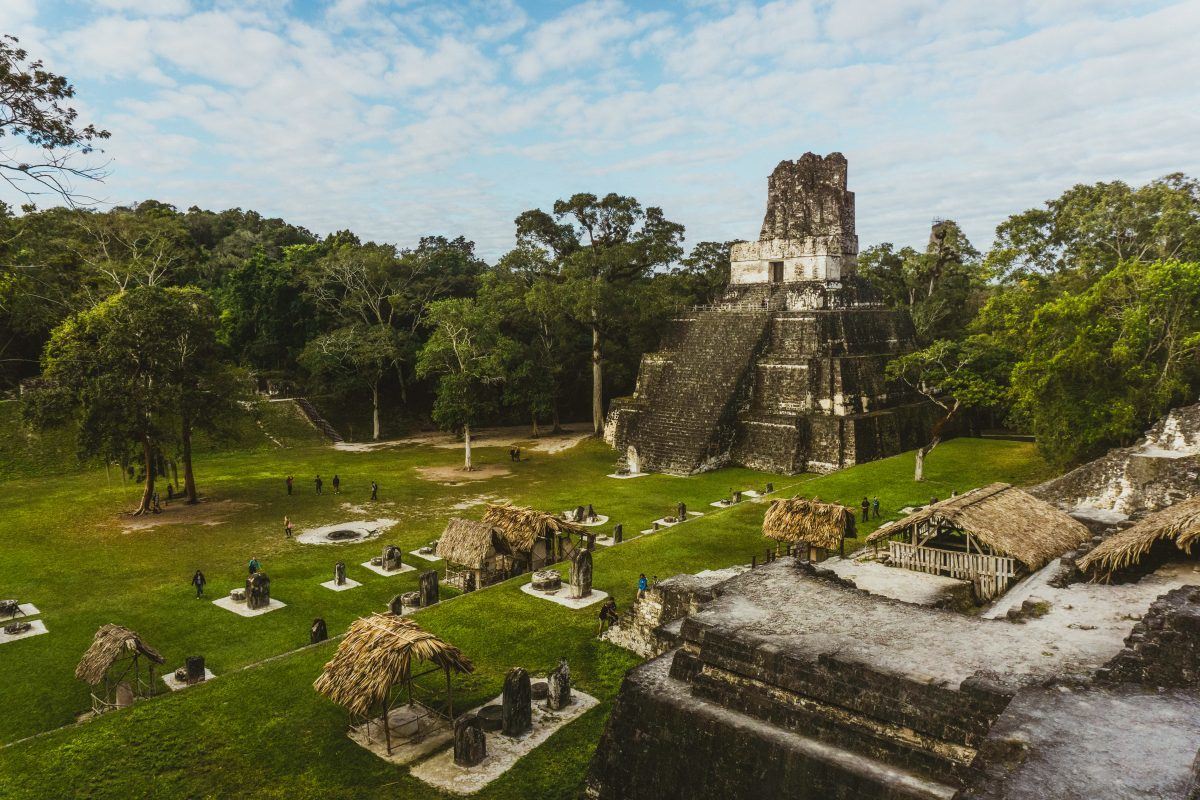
606,153,933,475
585,558,1200,799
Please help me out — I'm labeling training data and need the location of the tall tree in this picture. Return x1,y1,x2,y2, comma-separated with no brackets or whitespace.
1010,259,1200,467
416,298,512,469
0,35,110,205
885,337,1010,481
515,193,684,434
858,220,985,343
299,324,405,440
27,287,202,512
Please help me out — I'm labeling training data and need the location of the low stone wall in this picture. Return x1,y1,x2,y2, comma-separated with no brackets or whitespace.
1098,585,1200,687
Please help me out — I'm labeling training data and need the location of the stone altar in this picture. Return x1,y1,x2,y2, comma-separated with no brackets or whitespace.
605,153,933,475
453,713,487,767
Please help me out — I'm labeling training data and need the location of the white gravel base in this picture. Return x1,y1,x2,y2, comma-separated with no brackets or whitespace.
591,535,616,547
0,619,47,644
741,490,761,498
651,517,682,528
411,688,599,794
409,549,442,562
3,603,40,619
606,472,648,479
709,500,740,509
561,512,609,527
162,668,216,691
519,583,608,609
348,703,453,765
212,596,287,617
294,518,397,546
360,561,417,578
320,578,362,592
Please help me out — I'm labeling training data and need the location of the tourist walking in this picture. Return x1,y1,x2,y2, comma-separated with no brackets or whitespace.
861,496,870,523
315,475,323,495
872,497,880,519
284,516,294,539
515,446,521,462
286,475,293,495
248,556,261,575
509,447,517,462
191,569,206,599
637,573,648,598
598,597,618,634
332,474,340,494
370,480,378,501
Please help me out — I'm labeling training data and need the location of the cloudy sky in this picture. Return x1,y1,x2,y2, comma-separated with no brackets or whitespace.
4,0,1199,258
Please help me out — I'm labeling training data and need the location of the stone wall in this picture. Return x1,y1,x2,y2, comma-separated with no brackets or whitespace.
1097,585,1200,687
601,568,745,658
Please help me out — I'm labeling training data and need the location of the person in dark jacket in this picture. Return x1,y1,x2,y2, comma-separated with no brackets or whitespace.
191,570,207,598
861,497,870,523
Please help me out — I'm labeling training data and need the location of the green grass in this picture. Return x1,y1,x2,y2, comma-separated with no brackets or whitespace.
0,432,1053,800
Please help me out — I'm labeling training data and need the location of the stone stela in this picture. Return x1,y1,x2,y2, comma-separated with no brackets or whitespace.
606,152,934,476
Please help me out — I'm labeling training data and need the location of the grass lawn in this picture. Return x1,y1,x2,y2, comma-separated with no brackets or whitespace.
0,427,1053,800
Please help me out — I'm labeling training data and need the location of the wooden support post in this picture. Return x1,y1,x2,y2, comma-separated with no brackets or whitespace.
445,666,453,721
751,555,757,568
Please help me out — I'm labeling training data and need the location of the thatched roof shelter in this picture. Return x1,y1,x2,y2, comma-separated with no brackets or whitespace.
435,518,511,569
762,496,856,549
866,483,1090,571
482,502,584,553
314,614,473,718
75,624,165,686
1077,496,1200,581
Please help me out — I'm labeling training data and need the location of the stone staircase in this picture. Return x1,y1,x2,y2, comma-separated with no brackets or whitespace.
294,397,343,443
631,311,770,474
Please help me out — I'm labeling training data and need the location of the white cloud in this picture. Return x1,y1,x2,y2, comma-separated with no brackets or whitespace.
511,0,667,82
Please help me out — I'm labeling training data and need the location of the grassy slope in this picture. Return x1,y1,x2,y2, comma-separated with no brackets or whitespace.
0,435,1051,800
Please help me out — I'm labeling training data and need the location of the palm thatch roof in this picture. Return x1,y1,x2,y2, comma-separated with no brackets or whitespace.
313,614,473,717
762,496,856,549
865,483,1090,571
74,624,165,685
435,518,510,568
482,502,584,553
1077,496,1200,581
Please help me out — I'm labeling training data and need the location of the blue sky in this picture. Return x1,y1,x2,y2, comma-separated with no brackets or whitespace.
4,0,1199,259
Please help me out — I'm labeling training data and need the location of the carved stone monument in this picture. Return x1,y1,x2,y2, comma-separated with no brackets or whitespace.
531,570,561,592
569,550,593,600
184,655,206,685
381,545,403,572
546,658,572,710
453,713,487,766
419,570,439,607
502,667,532,736
245,572,271,610
677,502,687,521
613,524,623,544
605,153,933,476
310,617,328,644
334,561,346,586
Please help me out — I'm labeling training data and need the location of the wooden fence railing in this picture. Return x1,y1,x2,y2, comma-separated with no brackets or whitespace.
888,540,1017,601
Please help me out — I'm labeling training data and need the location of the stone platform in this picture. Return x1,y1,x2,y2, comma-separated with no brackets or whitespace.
0,619,47,645
212,596,287,617
520,583,607,609
584,558,1167,799
162,668,216,691
360,561,416,578
320,578,362,592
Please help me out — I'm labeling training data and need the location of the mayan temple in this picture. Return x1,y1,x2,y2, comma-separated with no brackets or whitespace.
605,152,934,475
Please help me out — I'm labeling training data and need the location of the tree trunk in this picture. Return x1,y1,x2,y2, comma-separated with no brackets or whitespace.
591,324,602,435
463,424,473,471
914,438,939,482
372,382,381,441
136,436,156,515
182,415,198,504
531,413,540,439
551,405,562,434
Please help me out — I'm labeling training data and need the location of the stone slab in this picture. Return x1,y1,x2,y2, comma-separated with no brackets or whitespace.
360,561,417,578
606,472,648,479
348,703,453,765
320,578,362,592
709,500,741,509
0,619,47,644
162,668,216,691
212,596,287,617
409,549,442,563
520,583,608,609
651,518,681,528
411,688,599,794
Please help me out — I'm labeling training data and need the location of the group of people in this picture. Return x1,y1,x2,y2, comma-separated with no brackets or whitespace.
860,496,881,522
286,474,378,501
507,446,523,462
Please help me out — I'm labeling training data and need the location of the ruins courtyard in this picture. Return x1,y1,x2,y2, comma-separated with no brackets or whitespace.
0,401,1049,799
